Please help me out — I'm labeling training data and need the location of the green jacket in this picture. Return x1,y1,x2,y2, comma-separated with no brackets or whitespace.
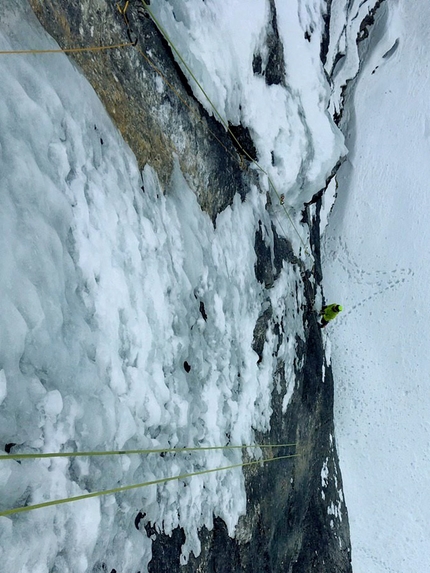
322,304,343,322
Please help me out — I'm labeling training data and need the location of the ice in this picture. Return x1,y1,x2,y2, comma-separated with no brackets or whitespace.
321,458,329,489
319,178,338,235
326,0,383,118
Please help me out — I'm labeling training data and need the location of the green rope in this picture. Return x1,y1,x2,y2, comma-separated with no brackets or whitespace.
140,1,310,256
0,453,298,517
0,442,296,461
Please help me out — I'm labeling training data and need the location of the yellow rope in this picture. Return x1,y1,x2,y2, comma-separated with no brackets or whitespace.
0,42,134,55
0,442,296,461
0,5,305,519
0,453,298,517
132,43,242,166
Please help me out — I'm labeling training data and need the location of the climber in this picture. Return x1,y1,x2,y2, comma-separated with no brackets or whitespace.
319,303,343,328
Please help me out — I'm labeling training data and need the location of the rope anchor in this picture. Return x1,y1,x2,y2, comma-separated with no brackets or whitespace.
117,0,138,45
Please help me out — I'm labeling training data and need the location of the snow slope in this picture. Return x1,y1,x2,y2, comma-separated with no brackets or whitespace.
322,1,430,571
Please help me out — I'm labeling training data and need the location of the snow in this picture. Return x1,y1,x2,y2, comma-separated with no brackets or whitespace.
325,0,384,120
322,0,430,571
321,458,329,489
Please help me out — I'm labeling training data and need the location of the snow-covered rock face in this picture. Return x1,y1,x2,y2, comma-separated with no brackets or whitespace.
0,0,392,571
28,0,251,222
148,0,347,208
0,2,305,571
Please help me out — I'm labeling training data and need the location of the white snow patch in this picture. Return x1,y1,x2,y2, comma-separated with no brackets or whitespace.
321,457,329,489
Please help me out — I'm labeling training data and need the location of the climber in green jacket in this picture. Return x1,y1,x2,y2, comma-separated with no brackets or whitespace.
319,303,343,328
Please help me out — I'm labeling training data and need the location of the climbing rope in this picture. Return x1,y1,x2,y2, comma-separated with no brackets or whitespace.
0,452,298,517
0,42,134,55
132,43,242,166
116,1,250,170
0,442,296,461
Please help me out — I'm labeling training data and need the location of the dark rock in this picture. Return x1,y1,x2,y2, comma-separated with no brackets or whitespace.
252,0,286,87
320,0,333,66
134,511,146,530
358,0,386,42
183,361,191,373
254,221,274,288
147,524,185,573
272,224,300,277
252,53,263,75
227,123,258,163
265,0,287,87
252,301,273,364
199,301,208,321
145,198,352,573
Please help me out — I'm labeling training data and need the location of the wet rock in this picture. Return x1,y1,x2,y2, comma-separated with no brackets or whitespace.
253,0,286,87
252,301,273,364
199,301,208,321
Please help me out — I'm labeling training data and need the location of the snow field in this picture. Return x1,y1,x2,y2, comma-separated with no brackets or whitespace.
323,1,430,571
